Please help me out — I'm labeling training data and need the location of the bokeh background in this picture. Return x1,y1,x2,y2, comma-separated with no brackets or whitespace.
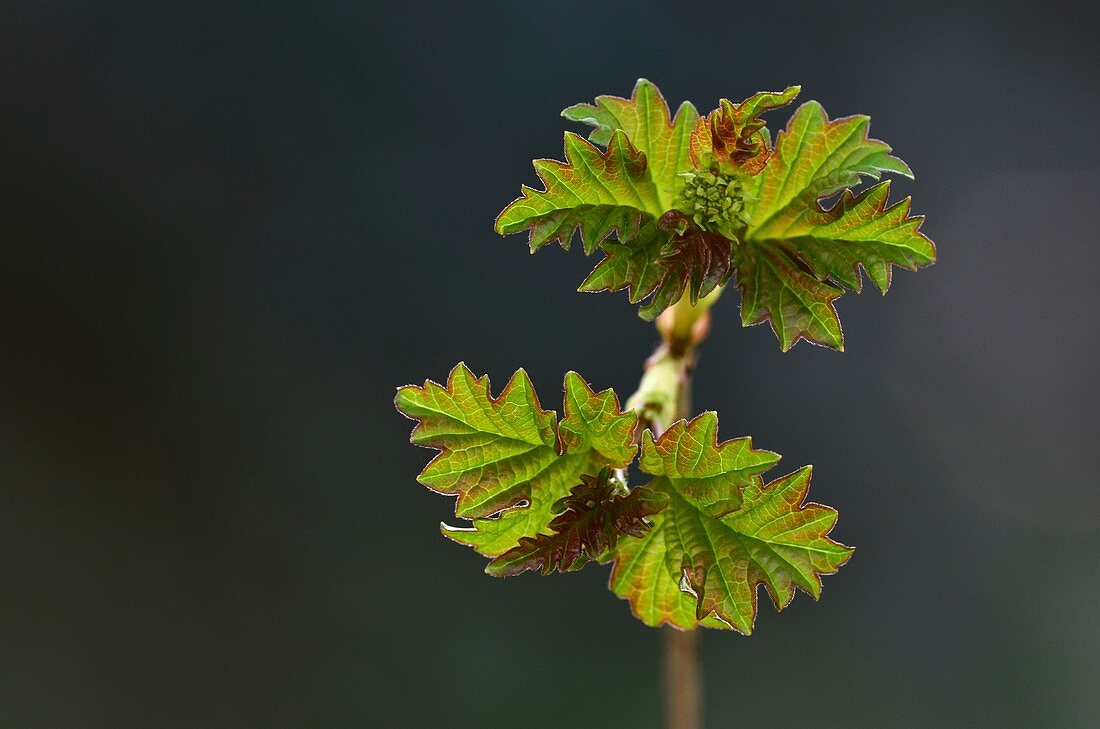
2,1,1097,727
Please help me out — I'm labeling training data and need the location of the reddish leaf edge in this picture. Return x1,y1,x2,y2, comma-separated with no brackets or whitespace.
493,130,653,253
394,362,555,505
395,363,639,517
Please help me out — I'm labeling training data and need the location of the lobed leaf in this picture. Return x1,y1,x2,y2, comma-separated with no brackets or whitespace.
395,364,557,519
638,413,780,517
744,101,913,228
578,218,669,304
751,181,936,294
398,371,854,632
562,78,699,210
734,241,846,351
499,83,936,339
560,79,749,321
579,211,735,322
558,371,639,465
637,211,735,320
442,453,598,557
688,86,800,176
734,101,935,350
495,130,663,254
606,414,852,633
397,366,639,558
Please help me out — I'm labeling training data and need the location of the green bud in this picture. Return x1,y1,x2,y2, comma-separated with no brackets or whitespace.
677,169,749,231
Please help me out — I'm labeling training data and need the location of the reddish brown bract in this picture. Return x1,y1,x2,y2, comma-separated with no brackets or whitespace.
486,470,668,577
655,211,735,304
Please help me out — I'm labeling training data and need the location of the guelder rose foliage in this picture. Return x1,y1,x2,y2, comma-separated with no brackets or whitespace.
396,80,935,634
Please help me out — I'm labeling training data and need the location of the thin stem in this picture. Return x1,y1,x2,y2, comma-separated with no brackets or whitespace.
626,289,720,729
664,628,701,729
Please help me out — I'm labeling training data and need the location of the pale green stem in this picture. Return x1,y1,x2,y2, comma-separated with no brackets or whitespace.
659,286,723,359
626,289,721,729
626,286,722,431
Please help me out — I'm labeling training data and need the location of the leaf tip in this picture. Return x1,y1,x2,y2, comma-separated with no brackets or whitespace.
439,521,469,539
562,369,585,389
889,155,915,180
559,102,589,120
393,383,414,413
446,361,476,388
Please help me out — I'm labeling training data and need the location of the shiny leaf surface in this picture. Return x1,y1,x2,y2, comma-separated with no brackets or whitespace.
607,414,852,632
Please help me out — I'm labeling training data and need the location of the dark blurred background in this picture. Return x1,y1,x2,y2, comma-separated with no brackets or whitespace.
1,1,1097,727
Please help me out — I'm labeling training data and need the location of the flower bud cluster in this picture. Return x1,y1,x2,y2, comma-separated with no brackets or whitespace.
679,169,746,230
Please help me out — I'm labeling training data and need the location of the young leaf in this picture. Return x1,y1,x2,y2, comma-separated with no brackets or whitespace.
688,87,800,176
578,210,735,322
735,102,935,350
606,413,852,633
558,372,638,465
638,412,780,517
501,82,936,340
486,469,668,577
602,507,731,631
563,81,756,320
578,218,669,304
495,130,664,254
745,101,912,219
751,181,935,295
395,364,557,520
441,464,588,557
638,211,735,319
733,241,846,352
562,78,700,209
397,366,640,559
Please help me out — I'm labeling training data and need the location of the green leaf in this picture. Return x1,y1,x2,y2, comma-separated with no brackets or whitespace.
395,364,557,520
495,130,664,254
558,371,639,465
486,469,668,577
735,101,935,350
500,83,935,345
399,372,854,632
602,506,730,630
734,241,846,352
745,101,912,223
396,366,639,558
578,218,668,304
752,181,936,294
606,414,852,633
638,412,780,517
563,78,699,210
560,79,746,321
441,453,593,557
